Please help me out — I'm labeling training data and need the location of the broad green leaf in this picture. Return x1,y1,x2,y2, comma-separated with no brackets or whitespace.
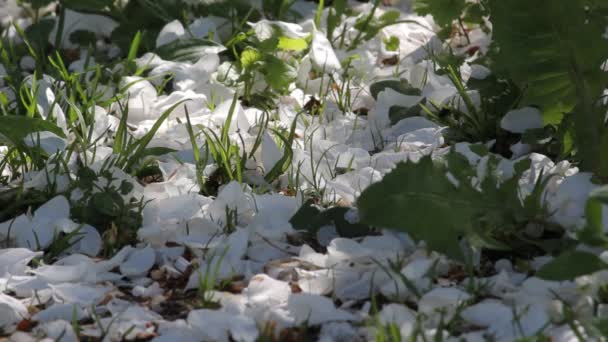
378,10,401,25
277,36,308,51
388,104,422,125
155,38,222,62
383,36,400,52
488,0,608,174
24,18,55,52
69,30,97,46
357,155,470,260
0,116,66,149
290,201,371,238
357,151,537,260
413,0,466,28
537,250,608,280
240,48,262,69
261,55,297,91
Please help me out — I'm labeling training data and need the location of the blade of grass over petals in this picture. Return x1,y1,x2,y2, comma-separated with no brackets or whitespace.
127,31,142,63
184,105,206,192
264,111,300,183
124,99,190,172
221,92,239,147
315,0,325,29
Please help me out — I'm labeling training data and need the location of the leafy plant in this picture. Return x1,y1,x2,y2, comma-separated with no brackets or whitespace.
413,0,487,40
348,1,403,51
70,166,144,255
290,200,371,238
413,0,466,29
536,250,608,281
357,149,557,261
487,0,608,178
230,24,308,103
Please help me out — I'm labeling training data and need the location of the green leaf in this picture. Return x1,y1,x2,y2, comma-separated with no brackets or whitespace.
379,10,401,25
0,116,66,149
488,0,608,174
240,48,262,69
536,250,608,280
261,55,297,91
123,99,189,172
127,31,142,62
91,192,119,217
277,36,308,51
24,18,55,51
413,0,466,28
577,186,608,247
369,79,421,100
357,155,470,260
61,0,113,12
383,36,400,52
462,3,485,24
357,151,535,260
289,201,371,238
69,30,97,46
290,200,322,233
155,38,222,62
388,104,422,125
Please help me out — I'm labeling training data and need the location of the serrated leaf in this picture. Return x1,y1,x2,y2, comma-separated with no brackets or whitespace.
261,55,297,91
488,0,608,174
357,155,470,260
290,201,371,238
537,250,608,280
358,151,534,260
277,36,308,51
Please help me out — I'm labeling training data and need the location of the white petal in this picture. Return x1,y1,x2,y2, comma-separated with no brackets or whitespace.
310,30,341,73
500,107,544,133
0,293,28,330
188,309,258,342
157,19,186,47
0,248,42,276
51,283,111,305
24,131,67,154
120,245,156,277
287,293,357,325
244,274,291,307
418,287,471,321
67,224,102,257
33,303,87,323
32,263,89,284
378,304,416,338
460,300,513,328
37,320,78,342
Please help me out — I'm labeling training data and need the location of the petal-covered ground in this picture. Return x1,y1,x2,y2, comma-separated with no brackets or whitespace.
1,0,608,341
